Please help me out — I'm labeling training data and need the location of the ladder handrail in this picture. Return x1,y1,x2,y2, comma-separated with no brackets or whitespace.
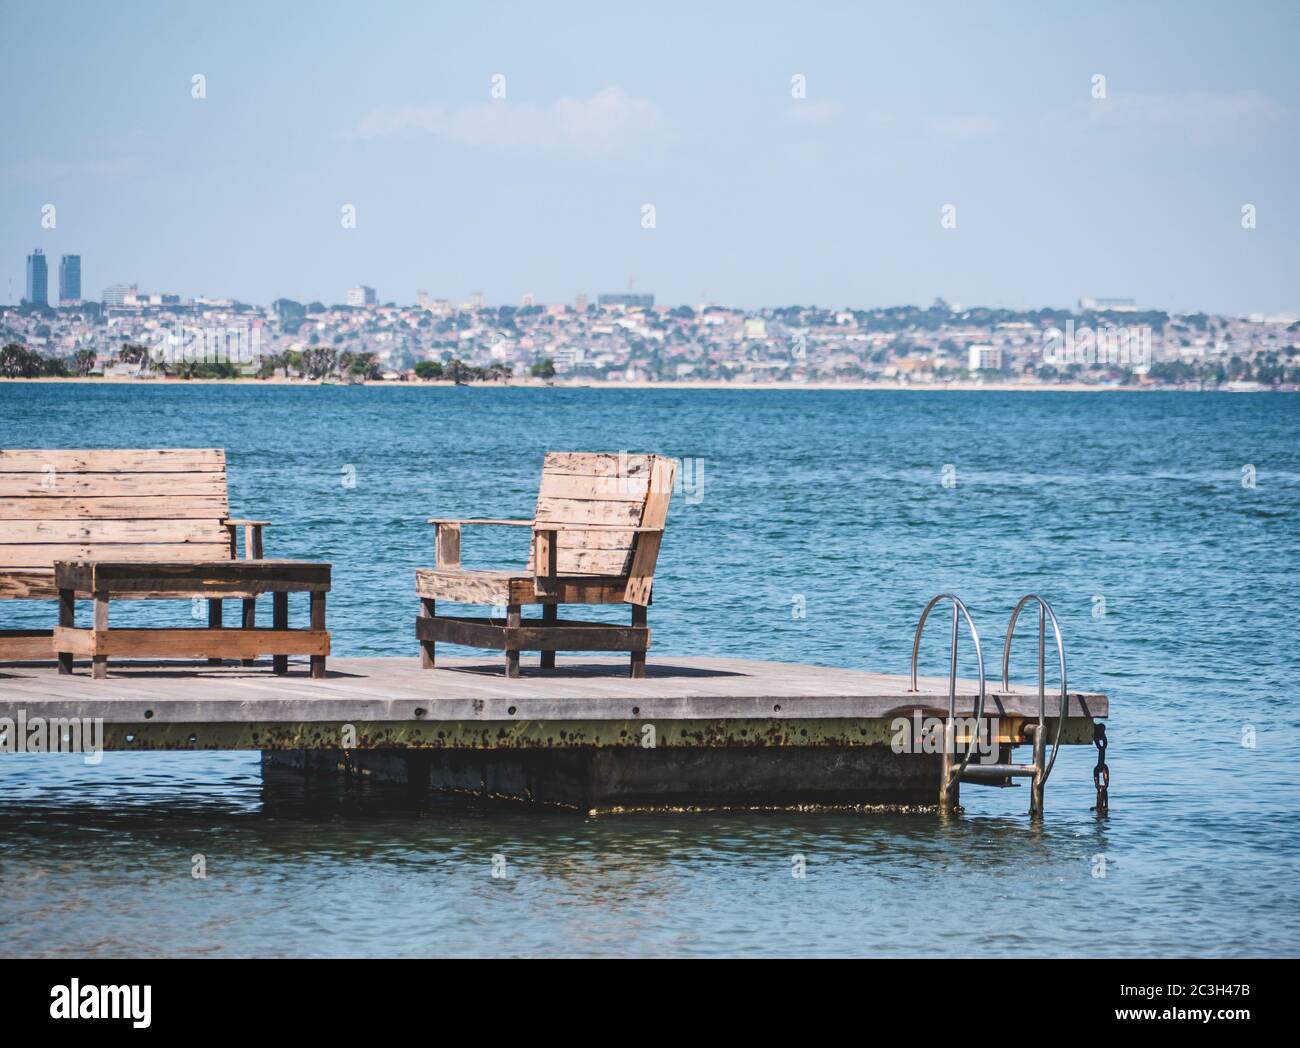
1001,594,1068,787
909,594,988,791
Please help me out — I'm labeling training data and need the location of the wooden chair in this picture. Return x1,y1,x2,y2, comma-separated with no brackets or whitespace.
0,448,329,678
416,452,676,678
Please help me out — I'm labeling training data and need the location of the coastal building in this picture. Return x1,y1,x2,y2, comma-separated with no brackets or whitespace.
1079,297,1138,312
25,249,48,307
102,283,136,306
968,344,1003,371
346,286,377,307
599,292,654,309
59,254,81,304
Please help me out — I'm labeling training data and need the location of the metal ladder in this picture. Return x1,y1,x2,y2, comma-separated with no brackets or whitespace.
910,594,1068,815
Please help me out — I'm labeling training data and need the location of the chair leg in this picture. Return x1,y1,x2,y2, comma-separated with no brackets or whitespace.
207,598,223,665
240,597,256,666
92,590,109,680
58,587,75,674
505,604,521,678
419,598,436,668
540,603,557,669
309,590,326,679
272,591,288,675
630,604,647,679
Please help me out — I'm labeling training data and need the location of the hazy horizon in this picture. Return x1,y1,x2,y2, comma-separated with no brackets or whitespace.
3,0,1297,315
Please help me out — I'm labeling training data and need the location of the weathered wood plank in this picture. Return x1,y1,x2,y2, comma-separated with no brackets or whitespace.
0,543,233,567
0,473,229,497
1,519,231,545
0,496,230,520
0,569,58,599
416,568,626,605
53,626,330,658
542,451,651,477
0,629,53,659
416,615,649,652
538,472,649,501
52,559,330,594
535,497,643,526
0,449,225,472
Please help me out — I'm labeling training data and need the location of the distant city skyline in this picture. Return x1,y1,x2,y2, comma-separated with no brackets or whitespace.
2,1,1297,315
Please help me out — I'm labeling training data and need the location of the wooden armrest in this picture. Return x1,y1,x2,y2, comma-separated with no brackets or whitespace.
429,520,534,569
532,524,661,533
224,518,271,527
427,518,534,527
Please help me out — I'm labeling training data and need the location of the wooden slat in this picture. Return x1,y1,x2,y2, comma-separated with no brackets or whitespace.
0,630,54,659
54,559,329,594
542,452,651,477
535,497,644,526
416,615,648,652
414,569,514,604
556,528,636,550
0,572,261,600
1,519,231,545
0,569,57,599
529,547,631,575
53,626,329,658
0,473,228,497
626,456,676,606
0,543,232,568
0,449,225,472
538,472,649,501
416,568,626,606
557,549,632,574
0,495,230,520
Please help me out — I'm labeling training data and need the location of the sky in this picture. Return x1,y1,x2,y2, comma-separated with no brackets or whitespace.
2,0,1297,314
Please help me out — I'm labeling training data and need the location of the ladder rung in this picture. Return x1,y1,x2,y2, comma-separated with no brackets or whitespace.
961,763,1037,779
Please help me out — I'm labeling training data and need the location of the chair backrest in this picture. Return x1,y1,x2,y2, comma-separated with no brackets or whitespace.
530,452,676,585
0,449,233,588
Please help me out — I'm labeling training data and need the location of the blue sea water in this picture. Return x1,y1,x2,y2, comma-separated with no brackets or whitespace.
0,383,1297,957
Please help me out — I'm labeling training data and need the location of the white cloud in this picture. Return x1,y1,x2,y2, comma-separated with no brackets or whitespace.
786,99,842,125
5,155,140,183
354,86,674,158
1081,89,1285,142
928,114,998,141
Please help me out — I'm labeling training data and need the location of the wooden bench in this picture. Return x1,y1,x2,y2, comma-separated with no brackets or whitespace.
0,448,330,678
416,451,676,678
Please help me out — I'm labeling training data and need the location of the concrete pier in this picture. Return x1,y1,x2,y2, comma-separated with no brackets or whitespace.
0,655,1107,813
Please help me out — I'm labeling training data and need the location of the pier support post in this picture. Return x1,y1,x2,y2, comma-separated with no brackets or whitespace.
938,726,958,814
505,604,521,678
272,591,288,674
240,597,257,666
630,604,647,678
57,586,74,674
309,590,327,679
1029,723,1046,816
92,590,109,679
419,598,437,668
207,598,223,665
540,604,557,670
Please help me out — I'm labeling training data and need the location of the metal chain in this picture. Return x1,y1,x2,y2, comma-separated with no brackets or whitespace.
1091,722,1109,815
